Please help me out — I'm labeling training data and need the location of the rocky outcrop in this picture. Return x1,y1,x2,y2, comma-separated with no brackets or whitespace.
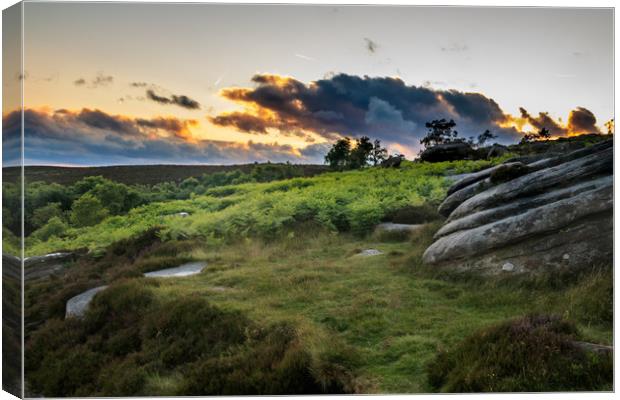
375,223,424,234
423,140,613,275
486,144,509,158
419,142,477,163
381,155,403,168
4,252,76,281
65,286,108,318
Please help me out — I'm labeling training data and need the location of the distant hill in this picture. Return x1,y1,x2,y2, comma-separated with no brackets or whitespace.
3,163,330,186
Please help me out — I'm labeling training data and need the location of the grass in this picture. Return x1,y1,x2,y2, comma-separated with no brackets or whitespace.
27,222,606,394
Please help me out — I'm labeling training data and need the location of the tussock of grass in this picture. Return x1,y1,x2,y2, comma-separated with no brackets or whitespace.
426,314,613,392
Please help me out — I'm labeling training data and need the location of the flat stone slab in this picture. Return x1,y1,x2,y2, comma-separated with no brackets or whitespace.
356,249,384,257
144,261,207,278
376,223,424,233
65,286,108,318
573,341,613,355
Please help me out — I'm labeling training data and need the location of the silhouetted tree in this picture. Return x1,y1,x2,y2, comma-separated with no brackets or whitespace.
369,139,388,166
477,129,497,146
420,119,458,149
349,136,374,168
325,137,352,169
537,127,551,139
520,127,551,144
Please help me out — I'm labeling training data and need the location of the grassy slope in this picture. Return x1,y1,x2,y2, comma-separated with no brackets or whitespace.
24,156,612,394
142,225,611,393
25,159,499,256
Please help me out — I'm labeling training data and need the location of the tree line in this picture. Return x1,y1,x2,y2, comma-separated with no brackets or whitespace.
324,136,399,170
3,164,314,241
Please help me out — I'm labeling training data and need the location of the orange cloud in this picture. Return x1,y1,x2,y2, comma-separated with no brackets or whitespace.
499,106,602,138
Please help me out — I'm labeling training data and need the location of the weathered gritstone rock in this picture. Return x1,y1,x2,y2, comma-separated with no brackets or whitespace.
375,223,424,234
424,140,613,275
64,261,208,319
65,286,108,318
356,249,384,257
143,261,206,278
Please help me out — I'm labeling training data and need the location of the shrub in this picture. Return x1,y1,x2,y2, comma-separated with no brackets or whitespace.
70,193,109,227
426,314,612,392
31,202,64,229
385,204,441,224
31,216,68,241
26,280,356,397
180,323,351,395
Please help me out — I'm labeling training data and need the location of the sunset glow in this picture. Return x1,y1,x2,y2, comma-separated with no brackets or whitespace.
4,3,612,165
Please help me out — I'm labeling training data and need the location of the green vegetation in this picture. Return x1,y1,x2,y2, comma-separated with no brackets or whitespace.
2,163,328,244
27,279,355,396
25,223,612,395
20,153,612,395
427,314,612,392
23,158,501,256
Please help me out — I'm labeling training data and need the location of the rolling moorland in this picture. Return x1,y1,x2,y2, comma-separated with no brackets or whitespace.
3,134,613,396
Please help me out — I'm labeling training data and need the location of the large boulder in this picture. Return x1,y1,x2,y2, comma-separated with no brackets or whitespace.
381,155,403,168
419,142,476,163
486,143,509,158
423,140,613,275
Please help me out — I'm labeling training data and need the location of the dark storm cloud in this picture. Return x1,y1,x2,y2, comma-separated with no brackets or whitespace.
568,107,600,134
76,108,138,135
209,112,270,134
146,89,201,110
211,73,523,150
5,108,321,166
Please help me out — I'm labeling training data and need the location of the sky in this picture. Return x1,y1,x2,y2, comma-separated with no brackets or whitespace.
2,3,614,166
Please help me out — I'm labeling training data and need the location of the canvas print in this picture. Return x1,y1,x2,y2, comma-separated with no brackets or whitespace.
2,2,614,397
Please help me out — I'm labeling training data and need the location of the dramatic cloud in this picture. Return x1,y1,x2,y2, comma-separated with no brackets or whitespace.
3,108,322,166
74,73,114,88
209,73,523,151
501,106,602,137
210,73,604,154
518,107,567,136
146,89,201,110
567,107,600,135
